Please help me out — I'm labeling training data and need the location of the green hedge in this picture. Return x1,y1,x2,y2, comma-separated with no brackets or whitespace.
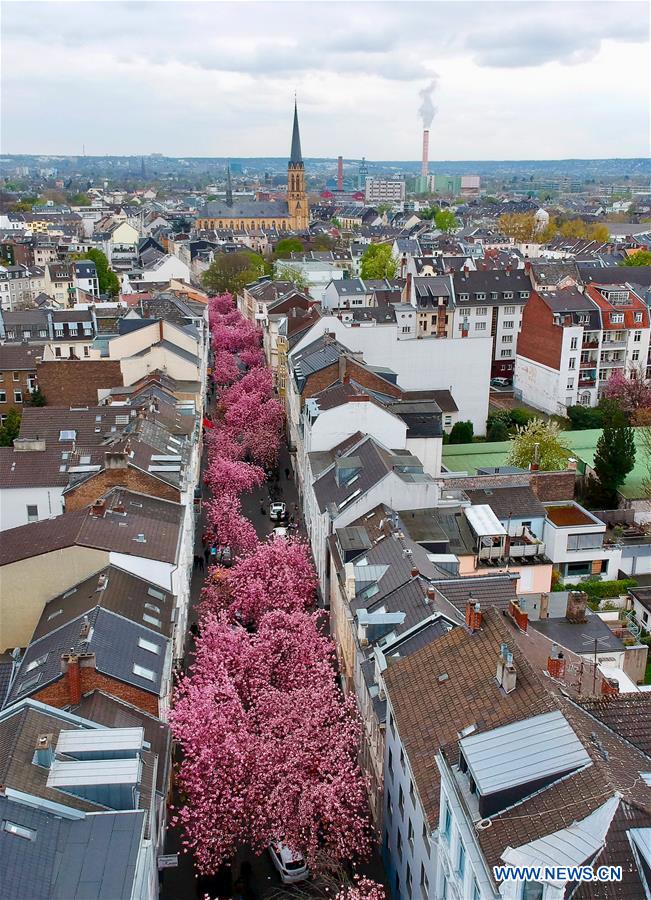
552,577,637,599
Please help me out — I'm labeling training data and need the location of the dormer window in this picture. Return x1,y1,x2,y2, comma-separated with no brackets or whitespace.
610,313,624,324
458,293,469,301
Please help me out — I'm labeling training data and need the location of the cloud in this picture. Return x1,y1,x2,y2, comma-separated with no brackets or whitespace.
1,1,648,157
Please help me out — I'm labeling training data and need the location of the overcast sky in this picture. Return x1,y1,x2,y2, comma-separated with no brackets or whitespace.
2,0,649,160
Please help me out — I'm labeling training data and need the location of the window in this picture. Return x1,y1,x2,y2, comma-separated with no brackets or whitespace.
132,663,156,681
389,711,395,737
475,322,486,331
401,326,411,334
147,586,166,601
570,337,578,350
420,864,429,898
26,504,38,522
633,349,640,361
476,293,486,301
504,305,515,313
387,790,393,820
143,612,162,627
522,883,544,900
55,347,62,358
443,415,453,427
59,430,76,441
26,652,48,672
502,335,513,343
567,379,574,390
490,292,498,301
410,779,415,805
0,391,5,403
397,830,403,861
635,312,643,323
395,873,400,896
457,840,466,878
458,293,469,301
388,747,394,778
475,307,487,316
441,875,448,900
634,330,642,342
472,879,481,900
138,637,160,654
399,785,405,816
500,349,512,358
568,357,576,370
406,862,413,897
503,320,514,329
3,821,36,841
442,800,451,841
610,313,624,324
14,390,22,403
567,532,603,550
12,372,19,381
83,346,90,358
408,819,414,848
422,821,430,855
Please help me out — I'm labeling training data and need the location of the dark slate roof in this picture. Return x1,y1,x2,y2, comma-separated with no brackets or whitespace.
530,261,581,286
200,200,290,218
413,275,453,308
0,794,144,900
290,100,303,165
291,335,347,390
452,268,530,304
529,609,625,655
403,389,458,413
404,506,476,555
465,486,546,521
430,573,518,613
313,436,393,514
578,264,651,288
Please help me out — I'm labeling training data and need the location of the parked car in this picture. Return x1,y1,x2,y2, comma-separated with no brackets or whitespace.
490,377,512,388
273,526,288,538
268,842,309,884
269,501,287,522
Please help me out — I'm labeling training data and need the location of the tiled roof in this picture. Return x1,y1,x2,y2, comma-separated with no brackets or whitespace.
573,693,651,754
465,486,546,521
0,488,182,566
0,343,41,370
313,435,394,514
384,607,553,829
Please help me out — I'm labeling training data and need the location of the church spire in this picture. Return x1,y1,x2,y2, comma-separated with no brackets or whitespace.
290,99,303,166
225,161,233,207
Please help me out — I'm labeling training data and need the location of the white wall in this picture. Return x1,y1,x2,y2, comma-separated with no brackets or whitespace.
0,486,65,531
305,402,407,455
514,355,563,415
406,436,442,478
291,317,492,434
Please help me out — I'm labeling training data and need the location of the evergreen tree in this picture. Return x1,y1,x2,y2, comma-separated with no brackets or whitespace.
591,404,636,507
0,407,21,446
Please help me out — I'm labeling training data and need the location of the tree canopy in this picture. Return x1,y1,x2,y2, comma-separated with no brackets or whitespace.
0,408,21,447
202,251,267,295
81,248,120,296
589,402,636,507
507,418,570,471
274,237,304,259
434,209,458,233
275,264,310,291
620,250,651,267
360,243,398,280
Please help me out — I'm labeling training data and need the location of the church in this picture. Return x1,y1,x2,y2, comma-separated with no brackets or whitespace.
195,102,309,233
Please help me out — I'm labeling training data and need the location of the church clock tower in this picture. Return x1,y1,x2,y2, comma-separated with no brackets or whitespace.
287,100,308,231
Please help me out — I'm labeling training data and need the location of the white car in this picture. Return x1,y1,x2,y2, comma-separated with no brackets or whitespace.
268,842,309,884
269,501,287,522
273,526,288,538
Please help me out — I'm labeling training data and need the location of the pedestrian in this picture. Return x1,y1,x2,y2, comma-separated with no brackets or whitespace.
204,546,211,566
193,553,200,570
198,555,204,572
290,513,295,525
285,467,290,480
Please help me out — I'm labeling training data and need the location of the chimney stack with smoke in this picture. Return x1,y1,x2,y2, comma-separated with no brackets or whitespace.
418,76,439,181
337,156,343,192
421,130,430,179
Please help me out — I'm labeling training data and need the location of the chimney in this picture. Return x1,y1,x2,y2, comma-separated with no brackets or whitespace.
97,572,108,591
509,599,529,633
90,498,107,517
496,643,517,692
79,615,91,639
426,586,436,602
104,451,128,470
337,156,344,192
421,129,430,179
530,442,540,472
338,354,348,383
465,600,482,632
539,592,550,620
547,644,566,679
61,653,82,705
34,733,55,768
158,319,164,341
565,591,588,624
601,676,619,697
410,566,420,578
566,457,577,471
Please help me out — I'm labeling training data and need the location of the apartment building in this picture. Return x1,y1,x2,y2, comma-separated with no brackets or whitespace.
516,283,650,414
0,264,46,310
365,177,406,205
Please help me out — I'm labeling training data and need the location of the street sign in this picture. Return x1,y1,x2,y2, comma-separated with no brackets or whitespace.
157,854,179,870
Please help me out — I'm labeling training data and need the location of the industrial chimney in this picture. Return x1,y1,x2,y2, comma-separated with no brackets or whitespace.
337,156,344,192
421,129,430,179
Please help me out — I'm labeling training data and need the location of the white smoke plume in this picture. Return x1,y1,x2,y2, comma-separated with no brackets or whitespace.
418,76,439,129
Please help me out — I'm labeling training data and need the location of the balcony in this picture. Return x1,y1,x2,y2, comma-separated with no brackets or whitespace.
601,339,627,349
478,530,546,562
579,358,597,368
578,377,596,387
582,337,599,349
600,356,625,367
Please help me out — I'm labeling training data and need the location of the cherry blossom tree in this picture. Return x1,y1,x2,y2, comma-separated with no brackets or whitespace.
336,878,387,900
603,369,651,413
225,537,317,626
213,349,240,387
203,494,259,554
239,346,266,369
203,455,265,499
